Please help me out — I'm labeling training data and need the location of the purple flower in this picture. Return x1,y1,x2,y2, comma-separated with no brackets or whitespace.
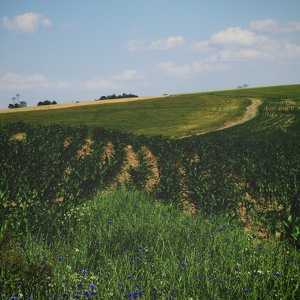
81,269,88,275
180,261,188,267
62,292,69,297
58,256,63,261
275,271,281,277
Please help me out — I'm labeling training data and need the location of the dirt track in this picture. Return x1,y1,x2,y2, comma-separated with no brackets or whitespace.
180,98,261,138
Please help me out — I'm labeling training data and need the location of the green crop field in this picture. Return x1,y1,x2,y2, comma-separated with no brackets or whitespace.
1,84,300,299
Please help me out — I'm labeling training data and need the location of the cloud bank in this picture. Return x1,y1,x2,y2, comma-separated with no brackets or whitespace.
2,12,52,33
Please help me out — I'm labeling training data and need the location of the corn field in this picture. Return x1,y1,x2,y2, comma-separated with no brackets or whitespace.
1,95,300,247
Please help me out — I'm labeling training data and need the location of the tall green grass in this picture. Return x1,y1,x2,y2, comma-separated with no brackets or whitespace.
1,188,299,299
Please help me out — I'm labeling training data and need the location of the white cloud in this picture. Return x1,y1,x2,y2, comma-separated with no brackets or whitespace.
123,39,146,52
61,22,73,30
2,12,52,33
150,36,185,50
111,69,145,80
189,25,283,63
0,69,145,93
124,36,184,52
155,61,227,77
284,21,300,32
250,18,280,32
285,43,300,58
211,27,266,46
82,78,119,90
189,41,211,52
0,72,72,91
82,69,145,90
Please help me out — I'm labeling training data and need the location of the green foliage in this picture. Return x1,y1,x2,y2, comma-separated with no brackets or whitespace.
98,92,138,100
1,189,300,299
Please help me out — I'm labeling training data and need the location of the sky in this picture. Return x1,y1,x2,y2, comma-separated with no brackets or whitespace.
0,0,300,109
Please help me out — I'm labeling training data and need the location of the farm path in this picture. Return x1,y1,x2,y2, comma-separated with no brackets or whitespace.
180,98,261,138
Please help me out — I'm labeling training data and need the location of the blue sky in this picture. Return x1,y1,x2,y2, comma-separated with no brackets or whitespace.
0,0,300,109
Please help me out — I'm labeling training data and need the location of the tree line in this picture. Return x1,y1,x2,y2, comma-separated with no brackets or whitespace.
98,93,138,100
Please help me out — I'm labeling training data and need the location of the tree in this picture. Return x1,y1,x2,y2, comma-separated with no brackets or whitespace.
19,101,27,108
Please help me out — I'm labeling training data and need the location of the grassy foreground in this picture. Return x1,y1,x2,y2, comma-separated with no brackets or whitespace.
1,188,300,299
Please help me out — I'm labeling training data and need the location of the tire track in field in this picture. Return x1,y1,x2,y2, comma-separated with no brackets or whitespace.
179,98,261,138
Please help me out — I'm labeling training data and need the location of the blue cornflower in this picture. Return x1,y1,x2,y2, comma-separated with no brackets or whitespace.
243,288,250,293
83,290,91,296
58,256,63,261
94,269,100,274
17,281,23,285
258,245,264,250
234,266,240,271
180,261,188,267
74,294,81,298
89,283,96,289
40,259,46,265
275,271,281,277
81,269,88,275
127,275,133,279
26,298,33,300
62,292,69,297
9,297,18,300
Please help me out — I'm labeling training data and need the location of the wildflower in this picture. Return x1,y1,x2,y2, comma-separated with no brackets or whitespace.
17,281,23,285
40,259,46,265
83,290,91,296
243,288,250,293
74,294,80,298
62,292,69,297
127,275,133,279
81,269,88,275
89,283,96,289
258,245,264,250
180,261,188,267
275,271,281,277
234,267,240,271
58,256,63,261
94,269,100,274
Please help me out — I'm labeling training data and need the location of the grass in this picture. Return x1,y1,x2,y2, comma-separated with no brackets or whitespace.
1,84,299,137
0,94,250,137
1,188,300,299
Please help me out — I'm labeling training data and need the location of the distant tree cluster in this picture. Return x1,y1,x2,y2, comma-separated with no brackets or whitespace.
98,93,138,100
37,100,57,106
237,84,249,88
8,101,27,109
8,93,27,109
